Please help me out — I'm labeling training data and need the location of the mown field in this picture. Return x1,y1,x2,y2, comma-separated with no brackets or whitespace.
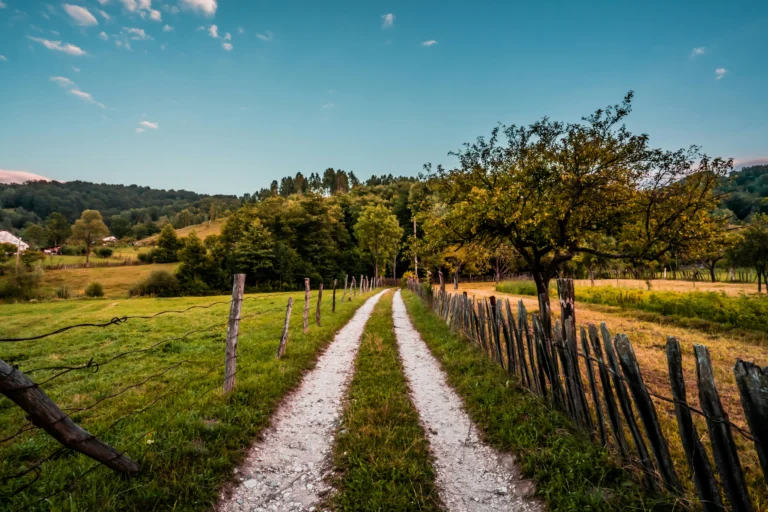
142,219,225,245
0,287,376,510
460,280,768,507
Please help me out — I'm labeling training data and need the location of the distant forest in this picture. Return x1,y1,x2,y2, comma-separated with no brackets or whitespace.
720,165,768,219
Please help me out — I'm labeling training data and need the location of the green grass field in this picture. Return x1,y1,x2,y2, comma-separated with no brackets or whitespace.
0,288,376,510
327,292,441,510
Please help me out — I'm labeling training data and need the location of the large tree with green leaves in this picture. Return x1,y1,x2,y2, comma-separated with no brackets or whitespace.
422,92,730,304
69,210,109,264
354,204,404,279
729,213,768,292
45,212,72,246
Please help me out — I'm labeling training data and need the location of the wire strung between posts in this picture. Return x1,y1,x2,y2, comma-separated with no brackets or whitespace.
0,292,287,343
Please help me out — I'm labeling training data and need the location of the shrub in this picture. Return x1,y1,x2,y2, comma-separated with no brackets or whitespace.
0,265,45,301
60,245,79,256
138,249,156,263
55,286,71,299
129,270,180,297
96,247,114,258
84,282,104,297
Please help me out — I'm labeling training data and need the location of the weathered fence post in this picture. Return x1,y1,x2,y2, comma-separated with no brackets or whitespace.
276,297,294,358
695,344,755,512
332,279,337,313
0,358,140,474
341,274,348,303
316,283,323,326
303,278,310,333
359,274,363,295
734,360,768,485
224,273,245,395
439,271,445,293
667,338,722,510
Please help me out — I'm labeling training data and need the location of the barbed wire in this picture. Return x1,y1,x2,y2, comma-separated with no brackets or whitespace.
425,287,760,444
0,291,289,343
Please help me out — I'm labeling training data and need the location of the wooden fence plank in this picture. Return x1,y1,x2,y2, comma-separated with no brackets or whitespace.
734,360,768,486
581,326,608,446
224,273,245,395
666,337,722,510
695,344,755,512
315,283,323,326
303,278,310,333
276,297,294,358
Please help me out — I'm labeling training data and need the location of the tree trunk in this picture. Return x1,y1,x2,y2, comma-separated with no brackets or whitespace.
532,269,551,305
759,269,763,294
709,262,717,283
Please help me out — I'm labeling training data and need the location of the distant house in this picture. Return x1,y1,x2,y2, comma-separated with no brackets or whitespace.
102,236,118,244
0,231,28,252
43,246,62,255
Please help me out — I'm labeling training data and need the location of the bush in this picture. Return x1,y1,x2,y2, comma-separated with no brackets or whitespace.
55,286,71,299
61,245,86,256
138,249,156,263
129,270,180,297
84,282,104,297
0,265,45,301
96,247,114,258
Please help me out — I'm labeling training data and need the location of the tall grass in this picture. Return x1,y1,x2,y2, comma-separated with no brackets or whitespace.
496,280,768,333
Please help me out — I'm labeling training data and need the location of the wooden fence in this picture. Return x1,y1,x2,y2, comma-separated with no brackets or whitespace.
407,278,768,511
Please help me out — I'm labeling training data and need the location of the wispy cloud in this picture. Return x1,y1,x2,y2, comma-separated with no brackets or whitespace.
98,9,110,21
421,40,437,47
0,1,6,8
123,27,152,40
51,76,77,88
136,127,145,133
63,4,98,25
223,32,231,40
715,67,727,79
50,75,106,108
149,8,161,21
72,66,80,72
179,0,216,16
322,103,335,109
691,47,706,57
238,26,244,34
256,31,273,41
208,24,218,38
139,120,159,129
162,24,173,32
27,36,87,56
381,13,394,29
222,42,232,51
69,89,106,108
99,31,109,40
0,55,7,62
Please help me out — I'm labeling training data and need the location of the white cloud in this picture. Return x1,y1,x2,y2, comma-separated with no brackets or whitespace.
69,89,106,108
381,13,394,29
136,127,145,133
256,31,273,41
0,170,55,184
238,26,244,34
63,4,99,26
0,1,6,8
72,66,80,72
30,24,44,32
149,8,161,21
208,24,218,38
223,32,231,40
222,42,232,51
51,76,77,87
179,0,216,16
27,36,87,56
715,67,727,79
422,40,437,46
139,120,158,129
123,27,152,40
196,25,205,31
0,55,7,61
99,9,111,20
160,43,166,50
169,5,179,14
118,0,138,11
50,30,60,36
99,31,109,40
691,46,706,57
97,0,110,4
162,24,173,31
322,103,335,109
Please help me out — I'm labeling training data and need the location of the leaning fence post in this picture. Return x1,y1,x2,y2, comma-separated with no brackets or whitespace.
0,358,140,474
332,279,337,313
734,360,768,486
316,283,323,326
303,278,310,333
224,273,245,395
695,344,755,512
276,297,294,358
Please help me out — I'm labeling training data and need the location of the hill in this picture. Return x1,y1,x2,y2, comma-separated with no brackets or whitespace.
720,164,768,219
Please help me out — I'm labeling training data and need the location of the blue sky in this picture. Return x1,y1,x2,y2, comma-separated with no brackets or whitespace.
1,0,766,195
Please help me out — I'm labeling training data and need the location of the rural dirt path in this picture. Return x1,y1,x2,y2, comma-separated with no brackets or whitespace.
217,289,389,512
392,290,542,512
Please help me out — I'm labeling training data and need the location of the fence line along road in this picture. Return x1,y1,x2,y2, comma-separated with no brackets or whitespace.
1,273,384,505
408,277,767,511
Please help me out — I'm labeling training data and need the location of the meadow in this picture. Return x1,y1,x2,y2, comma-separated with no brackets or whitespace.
0,287,376,510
